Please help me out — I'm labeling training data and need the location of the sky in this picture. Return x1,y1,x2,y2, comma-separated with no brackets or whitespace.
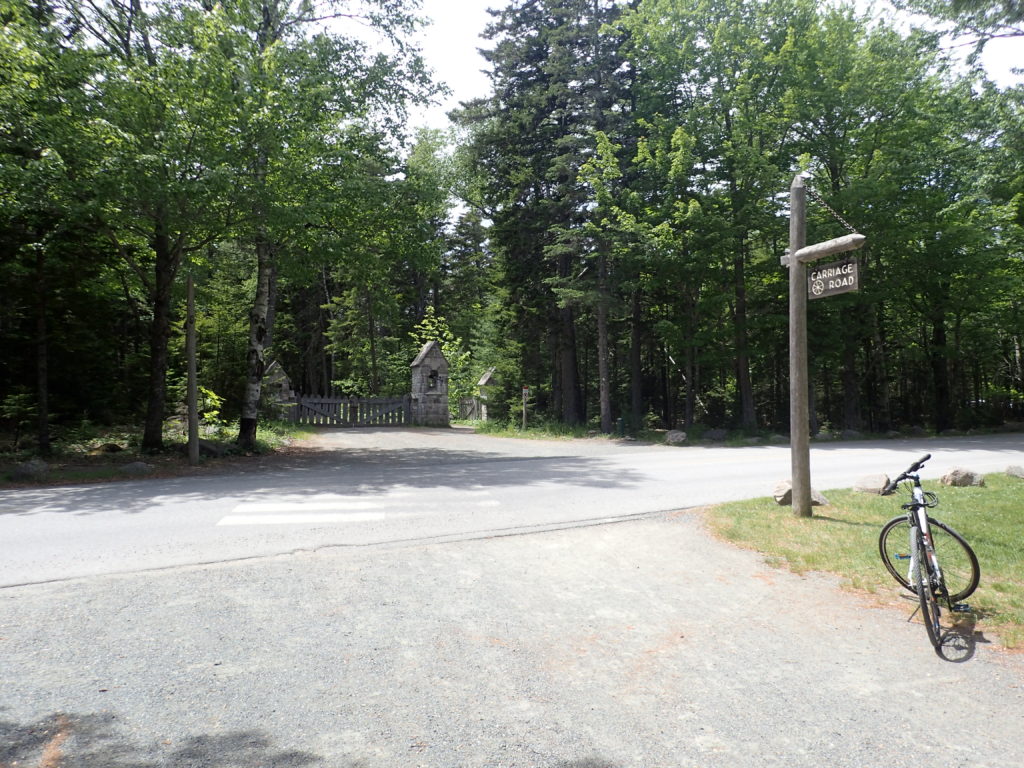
409,0,1021,134
409,0,493,132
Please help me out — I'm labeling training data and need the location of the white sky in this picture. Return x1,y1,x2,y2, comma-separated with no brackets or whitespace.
409,0,494,133
408,0,1021,134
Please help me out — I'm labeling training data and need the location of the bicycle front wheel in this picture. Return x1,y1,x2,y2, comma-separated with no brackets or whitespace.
878,516,980,602
913,528,944,653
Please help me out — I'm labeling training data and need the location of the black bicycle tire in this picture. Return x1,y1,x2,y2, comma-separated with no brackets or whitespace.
878,515,980,602
913,527,944,653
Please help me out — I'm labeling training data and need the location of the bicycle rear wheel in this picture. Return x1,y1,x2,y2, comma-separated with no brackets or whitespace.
913,527,944,653
878,516,980,602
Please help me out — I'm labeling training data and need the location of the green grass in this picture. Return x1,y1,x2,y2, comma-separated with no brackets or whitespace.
705,474,1024,649
464,418,605,440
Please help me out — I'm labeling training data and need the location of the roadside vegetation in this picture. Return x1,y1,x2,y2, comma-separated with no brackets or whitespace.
0,420,316,486
705,475,1024,649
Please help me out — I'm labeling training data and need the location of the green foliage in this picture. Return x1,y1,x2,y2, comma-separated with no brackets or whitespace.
1,0,1022,450
0,391,36,449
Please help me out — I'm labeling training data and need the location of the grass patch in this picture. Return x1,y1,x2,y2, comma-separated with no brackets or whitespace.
464,418,609,441
705,473,1024,649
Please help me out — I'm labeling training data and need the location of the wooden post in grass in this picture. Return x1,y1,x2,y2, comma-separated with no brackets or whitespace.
784,175,866,517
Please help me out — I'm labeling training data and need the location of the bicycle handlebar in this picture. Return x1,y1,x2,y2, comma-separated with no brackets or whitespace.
881,453,931,495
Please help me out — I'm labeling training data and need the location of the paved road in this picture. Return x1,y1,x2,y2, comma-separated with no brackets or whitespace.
1,430,1021,586
1,430,1023,767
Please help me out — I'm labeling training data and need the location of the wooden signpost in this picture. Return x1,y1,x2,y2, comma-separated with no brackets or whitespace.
783,175,866,516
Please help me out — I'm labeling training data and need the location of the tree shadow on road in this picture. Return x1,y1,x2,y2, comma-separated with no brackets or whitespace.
1,711,625,768
0,448,645,518
0,710,324,767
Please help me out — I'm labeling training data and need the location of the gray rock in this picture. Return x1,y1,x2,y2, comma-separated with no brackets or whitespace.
941,468,985,487
119,461,154,477
839,429,862,440
743,436,763,446
1005,465,1024,480
664,430,687,445
885,430,903,439
773,480,829,507
195,438,228,456
906,425,929,437
853,473,890,495
769,434,788,444
813,432,834,442
11,459,48,481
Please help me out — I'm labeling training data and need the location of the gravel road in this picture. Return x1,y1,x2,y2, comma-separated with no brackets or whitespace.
3,504,1022,767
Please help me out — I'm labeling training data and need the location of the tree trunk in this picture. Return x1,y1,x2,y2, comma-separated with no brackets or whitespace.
34,246,51,456
931,312,953,432
186,273,200,466
870,304,892,432
237,236,273,451
557,304,582,425
597,250,612,433
366,290,379,395
141,215,179,453
841,314,862,431
630,288,643,430
733,248,756,429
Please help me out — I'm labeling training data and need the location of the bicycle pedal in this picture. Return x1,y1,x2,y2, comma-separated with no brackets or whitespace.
894,553,911,560
952,603,972,613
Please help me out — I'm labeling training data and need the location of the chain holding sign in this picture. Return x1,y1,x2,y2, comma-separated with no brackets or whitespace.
808,258,859,299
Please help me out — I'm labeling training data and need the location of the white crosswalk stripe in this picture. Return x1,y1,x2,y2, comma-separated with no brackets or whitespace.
216,489,498,526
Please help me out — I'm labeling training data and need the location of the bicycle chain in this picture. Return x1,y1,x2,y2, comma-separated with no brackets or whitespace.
805,184,860,235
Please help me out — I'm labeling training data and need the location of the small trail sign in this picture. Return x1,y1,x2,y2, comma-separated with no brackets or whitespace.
808,258,859,299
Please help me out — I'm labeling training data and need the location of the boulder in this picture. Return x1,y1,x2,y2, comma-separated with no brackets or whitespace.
199,439,233,458
839,429,862,440
853,474,890,494
11,459,48,482
773,480,829,507
1005,465,1024,480
88,443,124,455
664,430,687,445
941,468,985,487
119,461,154,477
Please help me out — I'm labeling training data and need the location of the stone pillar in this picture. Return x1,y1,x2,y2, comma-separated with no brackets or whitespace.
410,341,450,427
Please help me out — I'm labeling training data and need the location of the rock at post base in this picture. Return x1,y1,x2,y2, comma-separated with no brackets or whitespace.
853,474,890,494
941,468,985,487
664,430,687,445
773,480,828,507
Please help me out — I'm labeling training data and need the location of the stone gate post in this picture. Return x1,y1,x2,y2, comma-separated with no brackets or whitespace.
410,341,450,427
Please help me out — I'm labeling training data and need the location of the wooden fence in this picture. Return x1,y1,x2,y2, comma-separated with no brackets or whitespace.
291,395,411,427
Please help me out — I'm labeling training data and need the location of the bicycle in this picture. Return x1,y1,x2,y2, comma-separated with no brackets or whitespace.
878,453,980,654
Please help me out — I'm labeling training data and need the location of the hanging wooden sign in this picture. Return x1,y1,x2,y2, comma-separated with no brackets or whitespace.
808,258,859,299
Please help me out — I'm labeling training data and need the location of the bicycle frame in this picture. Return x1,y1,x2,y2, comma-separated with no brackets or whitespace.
903,474,951,610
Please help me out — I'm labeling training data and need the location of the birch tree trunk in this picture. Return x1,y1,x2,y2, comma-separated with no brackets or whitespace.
237,236,273,452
